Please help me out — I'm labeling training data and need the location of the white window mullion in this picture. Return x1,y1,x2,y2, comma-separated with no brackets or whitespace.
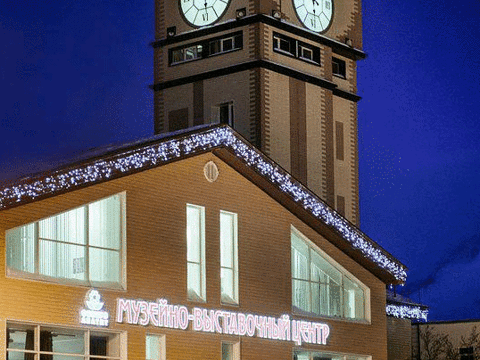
35,324,40,354
119,195,126,285
220,211,238,304
34,222,39,275
146,334,165,360
291,226,368,321
85,204,90,284
199,208,205,300
308,248,312,314
86,329,90,359
186,204,206,301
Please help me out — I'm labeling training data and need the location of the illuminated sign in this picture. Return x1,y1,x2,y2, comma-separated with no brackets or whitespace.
116,298,330,346
80,289,109,327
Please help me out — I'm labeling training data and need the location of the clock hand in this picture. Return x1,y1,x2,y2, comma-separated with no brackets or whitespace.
312,0,319,17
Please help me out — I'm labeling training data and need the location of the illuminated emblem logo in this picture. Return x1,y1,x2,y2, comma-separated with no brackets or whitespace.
85,289,104,311
80,289,109,327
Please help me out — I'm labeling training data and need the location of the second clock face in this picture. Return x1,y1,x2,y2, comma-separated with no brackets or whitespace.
293,0,333,32
180,0,231,27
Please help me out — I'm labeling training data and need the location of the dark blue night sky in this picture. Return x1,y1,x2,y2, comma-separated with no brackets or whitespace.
1,0,479,321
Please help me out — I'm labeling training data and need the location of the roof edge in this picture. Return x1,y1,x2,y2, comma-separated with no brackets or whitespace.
0,125,407,283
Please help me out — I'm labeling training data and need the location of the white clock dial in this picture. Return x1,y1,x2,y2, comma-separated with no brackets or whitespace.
293,0,333,32
180,0,231,27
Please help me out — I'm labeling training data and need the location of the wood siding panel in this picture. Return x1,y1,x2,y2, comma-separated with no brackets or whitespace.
0,153,386,359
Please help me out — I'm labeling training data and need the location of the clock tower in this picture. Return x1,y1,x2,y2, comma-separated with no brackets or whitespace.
152,0,364,225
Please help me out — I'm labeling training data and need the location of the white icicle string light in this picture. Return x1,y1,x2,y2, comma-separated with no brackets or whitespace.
386,304,428,321
0,127,407,281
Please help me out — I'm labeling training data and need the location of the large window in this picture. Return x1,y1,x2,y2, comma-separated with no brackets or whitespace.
146,334,165,360
186,204,206,301
294,349,370,360
220,211,238,304
291,227,368,320
6,193,125,288
6,323,122,360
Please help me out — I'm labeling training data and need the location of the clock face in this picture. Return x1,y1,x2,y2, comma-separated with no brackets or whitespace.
292,0,333,33
180,0,231,27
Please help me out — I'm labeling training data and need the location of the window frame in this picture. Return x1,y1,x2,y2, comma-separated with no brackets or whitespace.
169,31,243,66
5,193,126,290
146,333,166,360
220,210,239,305
211,101,234,127
208,34,242,57
6,322,124,360
298,44,314,62
293,349,371,360
186,204,207,302
332,57,347,79
291,226,370,322
221,341,240,360
273,32,320,65
170,44,204,65
273,33,296,57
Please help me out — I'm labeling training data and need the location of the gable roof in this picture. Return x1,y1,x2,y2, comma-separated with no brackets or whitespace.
0,125,407,284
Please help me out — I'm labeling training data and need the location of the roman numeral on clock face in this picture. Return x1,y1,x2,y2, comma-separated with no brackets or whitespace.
180,0,230,27
292,0,333,32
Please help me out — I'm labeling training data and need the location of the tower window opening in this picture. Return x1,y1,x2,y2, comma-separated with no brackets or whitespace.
211,102,234,127
171,45,203,64
273,33,295,56
169,32,242,66
299,45,314,61
209,34,242,56
222,38,233,51
460,347,474,360
273,32,320,65
332,57,346,78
